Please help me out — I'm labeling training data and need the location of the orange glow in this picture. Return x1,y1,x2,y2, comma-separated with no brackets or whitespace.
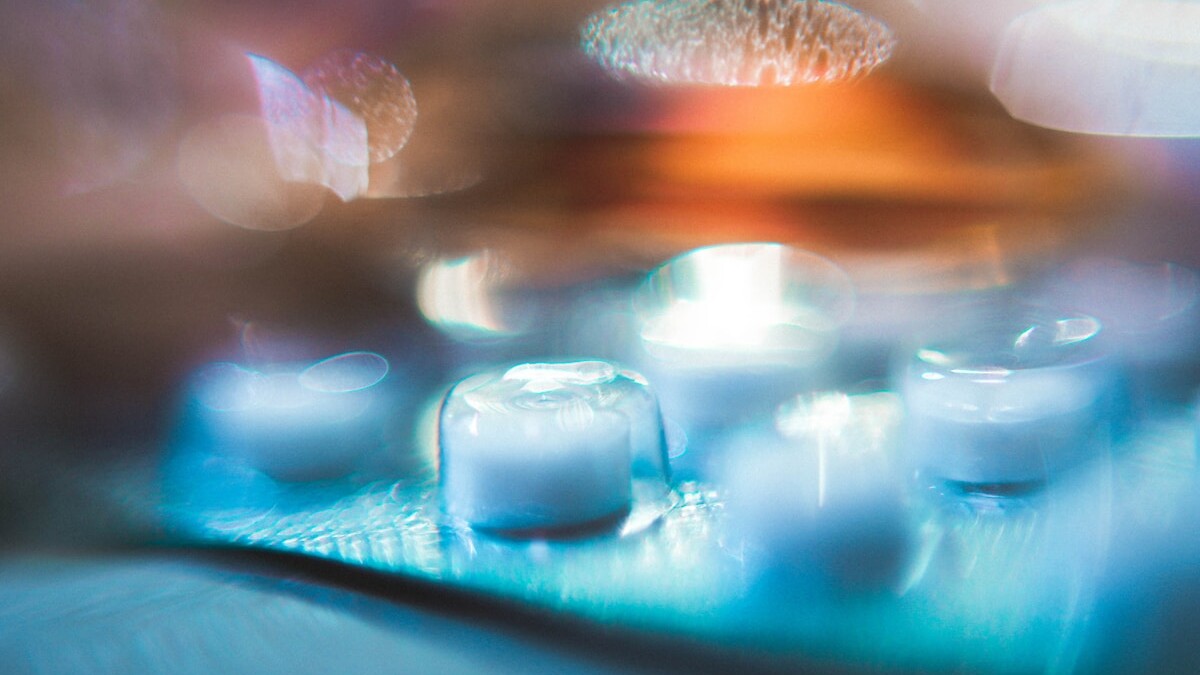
430,76,1132,297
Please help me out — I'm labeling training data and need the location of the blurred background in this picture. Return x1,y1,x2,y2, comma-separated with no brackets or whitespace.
1,0,1199,672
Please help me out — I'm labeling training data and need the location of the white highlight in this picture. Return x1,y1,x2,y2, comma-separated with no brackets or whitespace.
635,243,854,428
248,54,369,200
638,243,855,363
416,252,521,340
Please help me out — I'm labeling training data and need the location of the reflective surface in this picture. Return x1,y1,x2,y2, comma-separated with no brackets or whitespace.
164,388,1199,673
2,2,1200,674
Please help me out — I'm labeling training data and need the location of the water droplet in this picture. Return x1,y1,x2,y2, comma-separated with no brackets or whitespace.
581,0,896,86
303,50,418,163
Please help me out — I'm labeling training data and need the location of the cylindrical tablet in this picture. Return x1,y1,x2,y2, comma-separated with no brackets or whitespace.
439,360,668,534
901,309,1115,489
186,352,392,481
990,1,1200,136
724,392,911,592
635,243,855,430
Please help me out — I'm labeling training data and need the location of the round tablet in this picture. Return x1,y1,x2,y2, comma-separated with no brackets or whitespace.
901,309,1115,489
635,243,854,429
186,352,392,481
439,361,668,534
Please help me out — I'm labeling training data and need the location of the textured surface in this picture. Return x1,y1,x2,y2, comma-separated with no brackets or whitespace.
165,391,1200,672
303,51,419,163
0,554,650,675
581,0,896,86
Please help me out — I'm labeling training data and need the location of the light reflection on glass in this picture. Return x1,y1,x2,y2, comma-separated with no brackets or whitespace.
301,50,418,165
416,251,526,341
635,243,854,431
248,54,369,200
638,243,854,361
299,351,390,394
180,49,424,229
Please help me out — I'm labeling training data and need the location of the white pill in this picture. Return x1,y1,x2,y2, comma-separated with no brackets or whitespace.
439,360,667,534
187,352,392,481
725,392,911,591
902,311,1114,488
990,1,1200,137
636,243,854,429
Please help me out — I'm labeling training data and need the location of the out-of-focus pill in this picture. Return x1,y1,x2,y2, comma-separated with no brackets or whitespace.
301,50,418,165
186,351,393,481
438,360,668,535
990,1,1200,137
635,243,855,431
248,53,369,201
177,115,328,232
1033,258,1200,367
901,309,1115,490
724,392,912,592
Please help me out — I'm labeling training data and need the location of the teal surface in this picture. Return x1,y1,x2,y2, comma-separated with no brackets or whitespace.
164,394,1200,673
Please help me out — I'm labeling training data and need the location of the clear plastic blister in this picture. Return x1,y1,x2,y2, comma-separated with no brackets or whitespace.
162,359,1198,672
161,243,1200,672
